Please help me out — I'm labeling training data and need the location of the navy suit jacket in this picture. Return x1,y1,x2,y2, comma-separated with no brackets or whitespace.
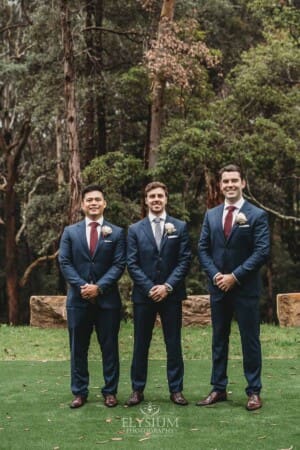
127,215,192,304
59,219,126,309
198,200,270,300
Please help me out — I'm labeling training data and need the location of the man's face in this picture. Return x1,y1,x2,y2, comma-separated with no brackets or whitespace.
145,187,168,216
81,190,106,220
220,171,246,204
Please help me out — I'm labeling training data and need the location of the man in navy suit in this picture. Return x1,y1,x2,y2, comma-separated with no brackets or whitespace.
125,181,192,407
59,185,126,409
197,164,270,411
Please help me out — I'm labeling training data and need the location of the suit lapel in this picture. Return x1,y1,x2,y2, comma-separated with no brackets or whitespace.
226,200,250,242
159,215,172,252
141,217,158,249
215,205,225,241
77,220,90,255
93,219,109,256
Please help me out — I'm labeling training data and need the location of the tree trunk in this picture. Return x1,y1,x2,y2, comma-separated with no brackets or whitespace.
95,0,107,156
83,0,96,165
0,120,31,325
61,0,82,224
146,0,175,169
203,166,222,208
56,116,65,187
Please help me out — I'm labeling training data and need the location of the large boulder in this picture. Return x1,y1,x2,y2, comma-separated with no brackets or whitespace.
30,295,67,328
182,295,211,326
277,293,300,327
30,294,211,328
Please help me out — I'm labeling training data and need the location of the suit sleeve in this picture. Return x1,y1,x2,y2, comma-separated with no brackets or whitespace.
58,227,87,288
232,210,270,282
96,228,126,292
198,212,220,281
127,226,155,295
164,222,192,288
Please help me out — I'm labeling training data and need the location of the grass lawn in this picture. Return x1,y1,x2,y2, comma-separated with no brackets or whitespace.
0,322,299,450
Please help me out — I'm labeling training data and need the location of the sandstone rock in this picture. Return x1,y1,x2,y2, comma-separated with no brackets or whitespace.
30,296,67,328
182,295,211,326
155,294,211,326
277,293,300,327
30,294,211,328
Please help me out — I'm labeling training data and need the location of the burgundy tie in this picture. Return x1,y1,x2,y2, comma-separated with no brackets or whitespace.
89,222,99,255
224,206,236,239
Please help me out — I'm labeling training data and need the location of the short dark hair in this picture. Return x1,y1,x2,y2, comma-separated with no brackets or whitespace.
218,164,244,181
144,181,168,197
81,184,105,200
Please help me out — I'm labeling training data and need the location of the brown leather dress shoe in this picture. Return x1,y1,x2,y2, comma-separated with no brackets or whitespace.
70,395,87,409
196,391,227,406
170,392,188,406
125,391,144,406
246,394,262,411
104,394,118,407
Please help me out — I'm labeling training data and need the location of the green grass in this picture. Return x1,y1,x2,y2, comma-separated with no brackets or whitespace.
0,322,299,449
1,322,299,361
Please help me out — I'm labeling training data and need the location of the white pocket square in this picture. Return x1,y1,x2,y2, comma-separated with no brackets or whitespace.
167,235,179,239
239,224,250,228
104,239,113,242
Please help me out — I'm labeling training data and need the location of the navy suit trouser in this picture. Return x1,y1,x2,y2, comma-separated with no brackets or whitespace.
131,300,184,394
67,305,120,398
210,293,262,395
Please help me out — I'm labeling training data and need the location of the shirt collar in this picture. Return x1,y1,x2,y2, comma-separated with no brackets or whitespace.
148,211,167,222
224,197,245,210
85,216,104,226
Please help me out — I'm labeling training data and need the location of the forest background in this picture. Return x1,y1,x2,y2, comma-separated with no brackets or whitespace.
0,0,299,325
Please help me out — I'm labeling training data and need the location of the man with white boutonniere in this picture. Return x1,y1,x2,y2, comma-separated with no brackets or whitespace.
59,185,126,409
125,181,192,407
197,164,270,411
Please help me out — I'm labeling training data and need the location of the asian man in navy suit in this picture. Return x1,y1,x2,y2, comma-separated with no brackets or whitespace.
125,181,192,407
197,164,270,411
59,185,126,409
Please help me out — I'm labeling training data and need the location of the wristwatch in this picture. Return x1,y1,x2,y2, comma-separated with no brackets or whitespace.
164,283,173,293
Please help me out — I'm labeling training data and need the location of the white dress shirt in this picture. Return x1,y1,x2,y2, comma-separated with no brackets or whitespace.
85,217,103,248
222,197,245,229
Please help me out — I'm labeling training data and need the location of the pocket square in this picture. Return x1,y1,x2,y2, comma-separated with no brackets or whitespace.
238,224,250,228
167,235,179,239
104,239,113,242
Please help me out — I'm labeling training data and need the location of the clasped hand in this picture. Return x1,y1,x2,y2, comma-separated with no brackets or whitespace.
80,283,99,302
149,285,168,302
215,273,236,292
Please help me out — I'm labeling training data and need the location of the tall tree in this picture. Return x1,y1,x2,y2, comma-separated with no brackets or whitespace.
61,0,82,224
146,0,175,168
0,120,31,324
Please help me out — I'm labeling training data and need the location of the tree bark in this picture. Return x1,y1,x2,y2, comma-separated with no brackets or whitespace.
146,0,175,169
94,0,107,156
56,116,65,187
0,120,31,325
61,0,82,224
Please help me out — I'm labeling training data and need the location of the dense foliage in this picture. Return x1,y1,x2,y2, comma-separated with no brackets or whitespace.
0,0,299,323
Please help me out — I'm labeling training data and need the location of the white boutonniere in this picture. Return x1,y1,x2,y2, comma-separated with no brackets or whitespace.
165,222,177,235
235,212,248,225
102,225,112,237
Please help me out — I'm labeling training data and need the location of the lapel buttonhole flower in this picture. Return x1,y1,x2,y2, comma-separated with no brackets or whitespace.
102,225,112,237
165,222,176,235
235,212,247,225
